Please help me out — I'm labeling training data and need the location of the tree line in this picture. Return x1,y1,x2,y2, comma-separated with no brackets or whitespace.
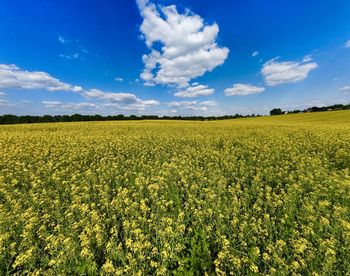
270,103,350,116
0,113,257,124
0,103,348,124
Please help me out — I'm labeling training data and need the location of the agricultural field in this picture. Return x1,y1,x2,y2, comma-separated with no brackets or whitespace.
0,111,349,275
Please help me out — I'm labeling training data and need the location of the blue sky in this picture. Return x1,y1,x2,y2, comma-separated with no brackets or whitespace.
0,0,349,116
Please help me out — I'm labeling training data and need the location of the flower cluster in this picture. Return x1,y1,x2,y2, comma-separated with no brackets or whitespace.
0,112,349,274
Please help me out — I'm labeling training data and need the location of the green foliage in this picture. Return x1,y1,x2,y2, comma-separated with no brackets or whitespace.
270,108,283,115
0,111,349,274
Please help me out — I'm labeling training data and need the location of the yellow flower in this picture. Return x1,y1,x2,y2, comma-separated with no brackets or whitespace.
102,259,115,274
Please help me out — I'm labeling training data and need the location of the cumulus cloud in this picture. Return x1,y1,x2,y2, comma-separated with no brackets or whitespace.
340,86,350,93
261,57,318,86
225,83,265,96
137,0,229,87
252,51,259,57
345,40,350,48
167,99,217,112
83,89,159,110
0,64,82,92
174,83,214,98
0,63,159,112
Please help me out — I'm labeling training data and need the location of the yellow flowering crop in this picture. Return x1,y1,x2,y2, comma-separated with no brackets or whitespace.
0,111,349,274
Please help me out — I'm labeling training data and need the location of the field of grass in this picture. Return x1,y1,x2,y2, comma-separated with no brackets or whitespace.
0,111,349,275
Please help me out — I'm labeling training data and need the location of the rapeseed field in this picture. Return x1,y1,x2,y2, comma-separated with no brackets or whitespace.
0,111,349,275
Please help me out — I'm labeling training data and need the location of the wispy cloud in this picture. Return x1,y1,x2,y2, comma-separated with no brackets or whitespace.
58,35,93,60
115,77,124,82
225,83,265,96
345,40,350,48
137,0,229,87
261,57,317,86
59,53,80,60
0,99,8,105
58,35,69,44
252,51,259,57
42,101,97,110
303,54,313,62
199,100,217,106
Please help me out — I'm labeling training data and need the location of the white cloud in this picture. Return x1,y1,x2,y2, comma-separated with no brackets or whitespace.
137,0,229,87
261,57,318,86
184,105,207,111
345,40,350,48
199,100,217,106
168,100,197,108
252,51,259,57
0,63,159,112
340,86,350,93
0,64,80,92
83,89,159,111
43,101,97,109
167,99,218,112
115,77,124,82
42,99,158,113
0,91,5,97
0,99,8,105
174,83,214,98
225,83,265,96
84,89,141,103
42,101,64,106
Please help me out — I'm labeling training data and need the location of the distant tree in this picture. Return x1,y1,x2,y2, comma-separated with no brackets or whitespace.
270,108,283,116
42,115,54,122
71,114,84,121
0,102,349,124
